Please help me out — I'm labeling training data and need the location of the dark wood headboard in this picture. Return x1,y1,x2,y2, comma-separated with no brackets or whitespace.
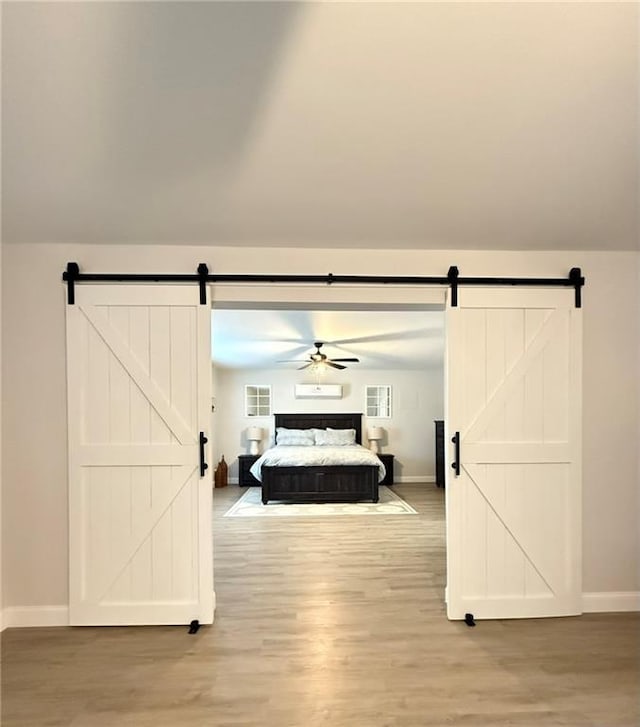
274,413,363,445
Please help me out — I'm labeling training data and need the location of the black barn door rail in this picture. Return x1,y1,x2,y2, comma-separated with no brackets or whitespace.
63,262,585,308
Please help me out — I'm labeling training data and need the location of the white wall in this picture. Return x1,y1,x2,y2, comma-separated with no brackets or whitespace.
1,4,4,630
1,244,638,616
635,252,640,600
212,366,444,483
0,215,3,631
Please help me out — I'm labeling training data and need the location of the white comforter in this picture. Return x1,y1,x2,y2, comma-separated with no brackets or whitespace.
249,444,386,482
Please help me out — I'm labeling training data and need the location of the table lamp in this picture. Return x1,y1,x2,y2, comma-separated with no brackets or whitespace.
247,426,263,455
367,426,384,453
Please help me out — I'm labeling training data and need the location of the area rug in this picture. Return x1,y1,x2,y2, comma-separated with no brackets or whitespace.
223,487,418,518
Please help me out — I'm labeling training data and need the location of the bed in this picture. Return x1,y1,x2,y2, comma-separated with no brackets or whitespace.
250,413,384,504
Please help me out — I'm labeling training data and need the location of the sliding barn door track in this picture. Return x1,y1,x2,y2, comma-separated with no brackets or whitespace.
63,262,585,308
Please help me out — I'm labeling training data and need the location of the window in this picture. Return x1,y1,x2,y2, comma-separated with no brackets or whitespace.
245,385,271,417
366,385,392,418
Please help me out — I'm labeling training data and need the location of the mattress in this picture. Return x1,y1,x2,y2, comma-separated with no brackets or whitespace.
250,444,386,482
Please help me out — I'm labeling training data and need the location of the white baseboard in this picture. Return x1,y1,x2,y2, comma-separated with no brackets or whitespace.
395,476,435,484
2,590,636,630
3,605,69,629
2,597,218,630
228,477,239,485
582,591,640,613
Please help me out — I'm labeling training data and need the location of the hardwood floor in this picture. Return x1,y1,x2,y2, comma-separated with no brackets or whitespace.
2,484,639,726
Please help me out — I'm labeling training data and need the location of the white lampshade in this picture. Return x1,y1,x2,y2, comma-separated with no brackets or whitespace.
246,426,263,455
367,426,384,453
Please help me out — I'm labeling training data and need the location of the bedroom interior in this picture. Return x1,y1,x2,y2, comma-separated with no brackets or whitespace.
210,307,446,489
1,1,638,724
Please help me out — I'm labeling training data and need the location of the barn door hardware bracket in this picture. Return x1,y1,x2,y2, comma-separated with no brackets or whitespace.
197,263,209,305
63,262,80,304
188,619,201,634
447,266,459,307
569,267,584,308
464,613,476,627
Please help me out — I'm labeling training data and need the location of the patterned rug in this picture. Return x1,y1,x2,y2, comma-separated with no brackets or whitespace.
223,486,418,517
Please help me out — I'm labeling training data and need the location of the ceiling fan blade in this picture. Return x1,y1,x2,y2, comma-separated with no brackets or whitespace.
326,361,347,370
277,359,308,363
328,358,360,363
297,363,313,370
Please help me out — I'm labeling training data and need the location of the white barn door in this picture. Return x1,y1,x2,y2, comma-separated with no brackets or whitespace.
66,285,213,626
446,288,582,620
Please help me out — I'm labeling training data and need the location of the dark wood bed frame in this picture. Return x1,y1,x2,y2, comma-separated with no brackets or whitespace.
261,412,380,504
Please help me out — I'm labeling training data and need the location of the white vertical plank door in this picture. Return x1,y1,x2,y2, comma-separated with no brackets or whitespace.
445,288,582,620
66,285,213,626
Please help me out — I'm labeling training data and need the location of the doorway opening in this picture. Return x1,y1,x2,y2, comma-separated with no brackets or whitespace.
208,284,448,613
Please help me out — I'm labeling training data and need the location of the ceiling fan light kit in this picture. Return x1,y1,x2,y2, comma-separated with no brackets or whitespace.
280,342,360,371
294,384,343,399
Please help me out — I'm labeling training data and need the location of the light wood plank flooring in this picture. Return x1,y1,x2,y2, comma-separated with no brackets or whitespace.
2,484,639,726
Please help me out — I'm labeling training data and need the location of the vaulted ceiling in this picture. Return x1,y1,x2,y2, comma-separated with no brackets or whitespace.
3,2,638,251
5,3,635,369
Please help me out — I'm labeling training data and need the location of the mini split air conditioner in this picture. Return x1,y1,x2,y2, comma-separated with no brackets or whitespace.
294,384,342,399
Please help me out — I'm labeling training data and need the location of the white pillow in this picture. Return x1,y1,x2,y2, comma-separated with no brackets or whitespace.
315,428,356,446
275,427,315,446
328,427,357,445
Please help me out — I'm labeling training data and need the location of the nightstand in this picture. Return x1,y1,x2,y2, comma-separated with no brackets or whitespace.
238,454,261,486
377,453,394,487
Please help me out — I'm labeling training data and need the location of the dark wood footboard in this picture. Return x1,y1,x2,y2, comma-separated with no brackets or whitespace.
261,465,379,504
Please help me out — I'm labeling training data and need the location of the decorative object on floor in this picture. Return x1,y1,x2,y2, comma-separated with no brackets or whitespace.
368,426,384,453
246,426,263,455
214,455,228,488
223,486,417,517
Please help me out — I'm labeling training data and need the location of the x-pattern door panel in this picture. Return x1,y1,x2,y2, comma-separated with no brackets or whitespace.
67,286,213,626
446,289,581,620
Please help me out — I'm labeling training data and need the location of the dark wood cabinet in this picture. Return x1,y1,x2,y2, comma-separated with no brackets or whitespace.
377,453,394,487
434,420,445,487
238,454,261,486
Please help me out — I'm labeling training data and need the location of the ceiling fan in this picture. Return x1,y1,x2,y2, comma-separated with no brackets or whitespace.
279,341,360,370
